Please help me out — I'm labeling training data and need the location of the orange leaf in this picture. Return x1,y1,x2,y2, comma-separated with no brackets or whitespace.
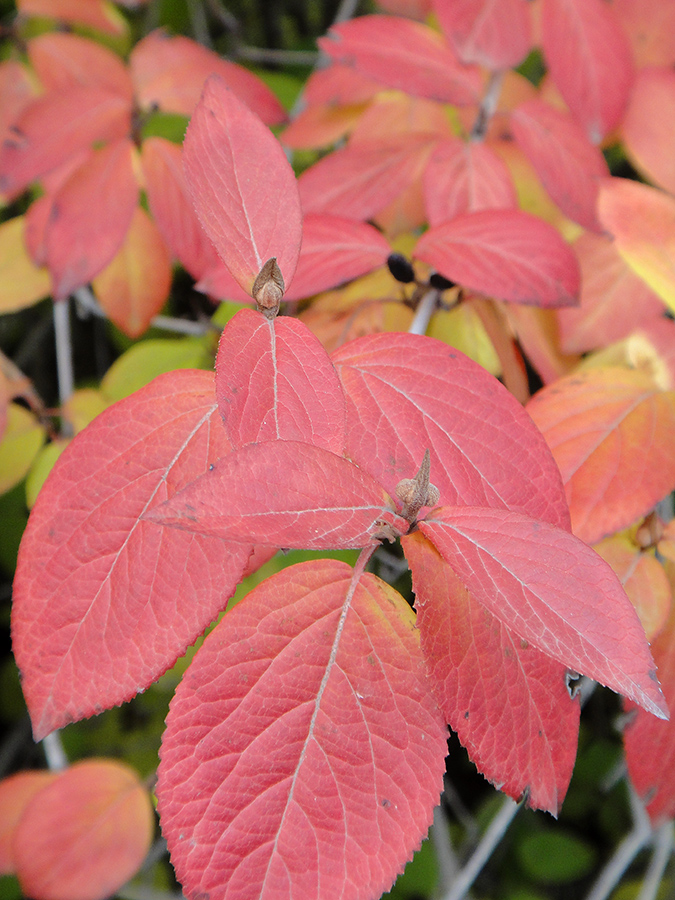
594,534,671,642
0,771,57,875
598,177,675,314
527,367,675,543
14,760,154,900
93,206,172,338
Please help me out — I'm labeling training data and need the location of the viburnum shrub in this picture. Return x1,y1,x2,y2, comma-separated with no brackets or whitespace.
9,72,672,900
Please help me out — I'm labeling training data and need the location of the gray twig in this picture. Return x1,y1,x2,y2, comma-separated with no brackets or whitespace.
53,299,74,408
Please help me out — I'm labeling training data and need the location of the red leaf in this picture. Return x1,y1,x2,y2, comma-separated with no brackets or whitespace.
92,205,172,338
621,67,675,195
419,507,668,719
332,332,570,528
194,261,254,303
215,309,346,452
45,138,139,300
0,86,131,197
147,440,408,549
510,99,609,232
414,209,580,307
433,0,532,70
14,760,153,900
298,134,439,221
319,15,482,106
141,136,221,281
423,136,517,226
157,559,448,900
130,30,285,124
557,233,664,355
304,62,382,107
11,370,253,740
403,531,579,815
624,597,675,826
284,214,391,301
541,0,633,142
183,76,302,295
28,32,133,99
526,368,675,544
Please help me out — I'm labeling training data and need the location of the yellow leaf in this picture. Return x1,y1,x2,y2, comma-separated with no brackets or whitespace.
0,404,46,495
0,218,51,314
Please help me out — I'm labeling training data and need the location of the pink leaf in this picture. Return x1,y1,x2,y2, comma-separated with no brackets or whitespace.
0,86,131,198
332,332,571,528
157,559,448,900
621,66,675,195
403,531,579,815
414,209,580,307
141,136,221,281
146,440,408,549
11,370,253,740
284,214,391,301
419,507,668,719
183,75,302,295
318,15,482,106
45,138,138,300
215,309,346,452
541,0,633,142
433,0,532,70
298,134,439,222
27,32,134,99
423,136,517,226
510,99,609,232
130,30,285,124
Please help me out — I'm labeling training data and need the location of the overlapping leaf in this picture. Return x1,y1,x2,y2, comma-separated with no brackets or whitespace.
510,99,608,232
17,0,127,35
147,440,408,549
46,138,139,300
597,177,675,314
28,32,133,98
11,370,254,740
332,332,571,528
527,367,675,544
92,206,172,338
183,76,302,295
540,0,634,142
215,309,346,452
557,233,665,355
621,67,675,195
423,137,517,226
319,15,482,105
433,0,532,70
158,560,448,900
297,134,439,222
419,508,667,718
0,86,130,198
130,30,285,123
403,531,579,815
141,136,221,281
414,209,580,307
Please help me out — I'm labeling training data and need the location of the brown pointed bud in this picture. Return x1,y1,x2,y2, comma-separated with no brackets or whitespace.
394,449,440,523
252,258,284,319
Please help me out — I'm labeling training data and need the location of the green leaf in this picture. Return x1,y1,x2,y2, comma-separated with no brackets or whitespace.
517,830,597,884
